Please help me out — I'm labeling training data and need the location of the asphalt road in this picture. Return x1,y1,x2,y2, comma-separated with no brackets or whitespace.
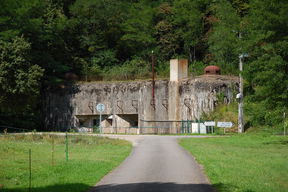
89,135,215,192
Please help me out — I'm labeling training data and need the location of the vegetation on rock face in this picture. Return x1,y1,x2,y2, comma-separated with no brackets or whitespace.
0,0,287,131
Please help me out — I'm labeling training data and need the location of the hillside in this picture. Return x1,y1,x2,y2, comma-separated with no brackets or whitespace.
0,0,287,131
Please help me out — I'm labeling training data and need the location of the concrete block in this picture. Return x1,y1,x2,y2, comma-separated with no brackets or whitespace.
170,59,188,82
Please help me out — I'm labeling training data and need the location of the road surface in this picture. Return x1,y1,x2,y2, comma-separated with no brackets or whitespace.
89,135,215,192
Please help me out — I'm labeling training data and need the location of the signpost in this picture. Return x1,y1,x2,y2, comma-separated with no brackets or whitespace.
217,122,233,134
96,103,105,134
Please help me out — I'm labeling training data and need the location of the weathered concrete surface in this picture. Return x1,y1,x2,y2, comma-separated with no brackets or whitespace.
170,59,188,81
43,75,238,133
88,135,215,192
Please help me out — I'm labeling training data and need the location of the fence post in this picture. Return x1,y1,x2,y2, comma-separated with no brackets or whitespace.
65,132,68,162
197,119,200,134
181,121,183,134
284,112,286,136
29,149,32,192
188,120,190,133
51,136,55,166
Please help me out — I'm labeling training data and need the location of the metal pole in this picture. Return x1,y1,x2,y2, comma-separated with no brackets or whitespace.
284,112,286,136
100,112,102,134
29,149,31,192
112,92,116,134
152,51,155,102
151,51,156,113
151,51,156,133
65,132,68,162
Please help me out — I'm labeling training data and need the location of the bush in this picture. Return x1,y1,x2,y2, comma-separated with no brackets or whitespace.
244,102,287,134
189,61,206,76
156,60,170,78
103,57,150,80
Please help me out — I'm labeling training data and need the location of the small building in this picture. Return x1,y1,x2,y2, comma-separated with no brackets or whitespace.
204,65,221,75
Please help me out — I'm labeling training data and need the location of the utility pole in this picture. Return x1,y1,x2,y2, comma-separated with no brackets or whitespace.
238,53,244,133
238,32,244,133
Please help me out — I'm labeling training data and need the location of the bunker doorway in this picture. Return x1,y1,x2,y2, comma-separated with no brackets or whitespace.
117,114,138,128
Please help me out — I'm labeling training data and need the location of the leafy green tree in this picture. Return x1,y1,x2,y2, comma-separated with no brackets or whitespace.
69,0,130,79
243,0,288,128
172,0,204,62
118,1,155,59
69,0,128,53
0,0,72,85
0,36,44,127
0,37,44,101
154,2,178,60
208,0,243,74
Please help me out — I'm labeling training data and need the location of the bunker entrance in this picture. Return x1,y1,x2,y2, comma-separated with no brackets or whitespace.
116,114,138,128
101,114,139,134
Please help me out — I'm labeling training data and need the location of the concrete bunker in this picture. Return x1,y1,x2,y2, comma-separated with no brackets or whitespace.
44,59,238,134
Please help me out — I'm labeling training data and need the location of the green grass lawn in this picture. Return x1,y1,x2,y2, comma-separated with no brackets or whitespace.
179,135,288,192
0,134,132,192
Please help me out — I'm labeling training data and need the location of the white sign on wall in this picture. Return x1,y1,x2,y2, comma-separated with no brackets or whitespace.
217,122,233,128
204,121,216,126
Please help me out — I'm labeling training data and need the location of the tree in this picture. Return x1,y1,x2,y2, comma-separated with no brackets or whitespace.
208,0,243,74
172,0,205,62
243,0,288,127
118,1,155,59
0,36,44,127
154,2,178,60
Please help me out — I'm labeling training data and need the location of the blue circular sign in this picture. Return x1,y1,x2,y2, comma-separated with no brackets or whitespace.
96,103,105,113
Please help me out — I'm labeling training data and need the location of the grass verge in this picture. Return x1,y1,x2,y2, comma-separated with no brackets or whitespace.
0,134,132,192
179,135,288,192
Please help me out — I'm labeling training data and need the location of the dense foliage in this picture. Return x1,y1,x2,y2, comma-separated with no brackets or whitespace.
0,0,287,131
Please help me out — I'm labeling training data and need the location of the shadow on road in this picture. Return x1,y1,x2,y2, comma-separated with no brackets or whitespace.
89,182,216,192
1,183,89,192
2,182,255,192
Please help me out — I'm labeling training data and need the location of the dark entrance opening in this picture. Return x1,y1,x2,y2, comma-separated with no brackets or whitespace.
118,114,138,128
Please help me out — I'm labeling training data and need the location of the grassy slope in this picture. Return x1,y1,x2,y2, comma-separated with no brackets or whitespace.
179,135,288,192
0,134,132,192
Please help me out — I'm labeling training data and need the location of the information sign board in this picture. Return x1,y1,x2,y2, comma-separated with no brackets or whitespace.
217,122,233,128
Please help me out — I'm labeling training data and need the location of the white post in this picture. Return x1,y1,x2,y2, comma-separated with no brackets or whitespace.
100,112,102,134
96,103,105,134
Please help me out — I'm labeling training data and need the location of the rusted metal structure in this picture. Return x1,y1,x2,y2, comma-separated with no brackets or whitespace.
204,65,221,75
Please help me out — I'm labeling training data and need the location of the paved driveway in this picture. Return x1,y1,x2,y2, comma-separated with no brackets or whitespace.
89,135,215,192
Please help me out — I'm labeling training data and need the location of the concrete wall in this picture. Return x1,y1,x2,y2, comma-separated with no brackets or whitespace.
43,76,238,134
